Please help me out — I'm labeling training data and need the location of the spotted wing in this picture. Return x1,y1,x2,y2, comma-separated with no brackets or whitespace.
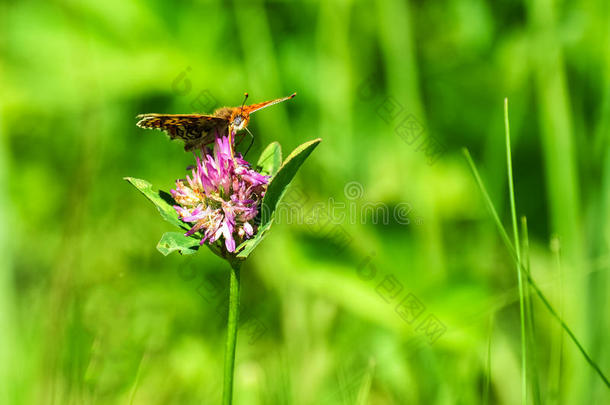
136,114,228,151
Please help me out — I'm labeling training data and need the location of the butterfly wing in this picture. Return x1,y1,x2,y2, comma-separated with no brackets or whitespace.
136,114,228,151
242,93,296,116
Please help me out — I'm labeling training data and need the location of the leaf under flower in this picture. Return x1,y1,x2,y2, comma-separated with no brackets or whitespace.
256,141,282,176
157,232,200,256
259,138,322,227
123,177,186,230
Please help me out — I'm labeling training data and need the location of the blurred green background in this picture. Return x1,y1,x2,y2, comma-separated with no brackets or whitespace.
1,0,609,404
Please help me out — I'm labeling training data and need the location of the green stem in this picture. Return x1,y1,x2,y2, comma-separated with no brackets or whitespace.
521,216,542,405
504,98,527,404
222,262,241,405
483,315,493,405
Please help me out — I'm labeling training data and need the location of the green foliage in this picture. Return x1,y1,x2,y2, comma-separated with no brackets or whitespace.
256,141,282,176
259,138,321,226
123,177,186,230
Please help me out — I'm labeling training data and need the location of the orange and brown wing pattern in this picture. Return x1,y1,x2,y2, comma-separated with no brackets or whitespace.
242,93,296,115
136,114,229,151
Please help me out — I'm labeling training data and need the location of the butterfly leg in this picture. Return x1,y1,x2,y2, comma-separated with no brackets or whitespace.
243,127,255,158
235,127,255,157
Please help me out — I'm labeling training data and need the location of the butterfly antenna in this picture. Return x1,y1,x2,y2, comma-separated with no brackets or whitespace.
240,92,249,115
243,127,255,157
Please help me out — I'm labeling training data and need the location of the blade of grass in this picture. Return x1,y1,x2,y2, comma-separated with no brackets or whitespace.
462,148,610,389
504,98,527,404
128,351,148,405
356,359,376,405
528,1,588,398
337,363,356,404
521,216,542,405
548,236,565,403
483,315,494,405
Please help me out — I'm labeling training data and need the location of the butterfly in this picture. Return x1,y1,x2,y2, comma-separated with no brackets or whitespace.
136,92,296,151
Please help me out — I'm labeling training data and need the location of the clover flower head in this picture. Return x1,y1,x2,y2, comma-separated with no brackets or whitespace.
170,134,269,253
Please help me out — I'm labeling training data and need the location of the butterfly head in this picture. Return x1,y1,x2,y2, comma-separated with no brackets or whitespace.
229,110,250,131
229,93,251,132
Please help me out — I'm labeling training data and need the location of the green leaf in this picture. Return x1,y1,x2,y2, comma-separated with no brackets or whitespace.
260,138,321,226
234,220,272,260
156,232,200,256
124,177,230,258
123,177,186,230
234,138,322,260
257,142,282,176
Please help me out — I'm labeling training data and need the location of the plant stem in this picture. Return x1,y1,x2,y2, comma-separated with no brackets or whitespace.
222,261,241,405
504,98,527,404
521,216,542,405
483,315,493,405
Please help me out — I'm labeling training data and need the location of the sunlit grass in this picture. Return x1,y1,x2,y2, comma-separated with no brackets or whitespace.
504,98,527,404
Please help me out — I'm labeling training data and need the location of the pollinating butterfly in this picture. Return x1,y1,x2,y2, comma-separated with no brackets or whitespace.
136,92,296,151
